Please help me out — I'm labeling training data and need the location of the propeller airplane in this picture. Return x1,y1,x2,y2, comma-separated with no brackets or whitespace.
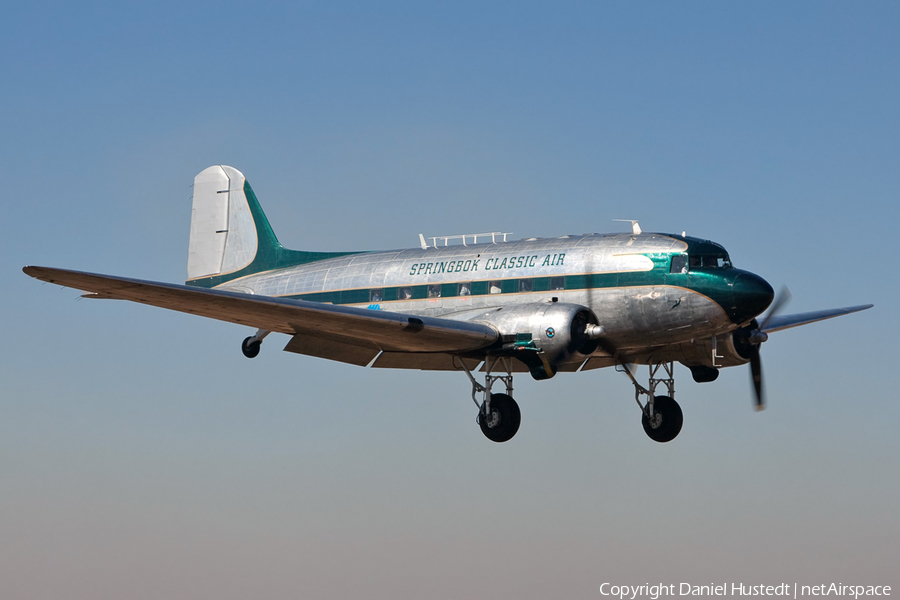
24,165,873,443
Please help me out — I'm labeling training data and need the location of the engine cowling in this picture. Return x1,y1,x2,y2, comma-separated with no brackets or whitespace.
676,321,758,381
472,302,601,380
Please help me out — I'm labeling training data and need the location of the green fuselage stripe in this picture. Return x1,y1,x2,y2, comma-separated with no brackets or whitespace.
279,266,719,306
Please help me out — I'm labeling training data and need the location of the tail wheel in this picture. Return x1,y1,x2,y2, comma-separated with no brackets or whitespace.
478,393,521,443
641,395,683,443
241,336,261,359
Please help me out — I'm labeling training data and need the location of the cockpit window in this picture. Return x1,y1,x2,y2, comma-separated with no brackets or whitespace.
688,254,732,270
670,255,688,274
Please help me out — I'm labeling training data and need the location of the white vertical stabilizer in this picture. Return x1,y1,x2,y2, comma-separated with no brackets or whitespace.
187,165,258,280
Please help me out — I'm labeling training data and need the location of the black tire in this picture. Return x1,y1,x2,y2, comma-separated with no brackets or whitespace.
241,337,261,359
641,395,683,443
478,393,521,443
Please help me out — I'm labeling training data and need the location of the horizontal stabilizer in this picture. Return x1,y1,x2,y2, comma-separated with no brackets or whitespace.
761,304,873,333
23,266,499,355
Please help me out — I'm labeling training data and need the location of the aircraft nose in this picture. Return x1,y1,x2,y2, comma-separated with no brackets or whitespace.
729,272,774,324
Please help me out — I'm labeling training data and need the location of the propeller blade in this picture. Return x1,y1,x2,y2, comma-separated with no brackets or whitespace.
749,346,764,411
757,286,792,332
746,286,787,411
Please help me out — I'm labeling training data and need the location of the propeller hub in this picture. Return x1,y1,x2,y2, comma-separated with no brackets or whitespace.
748,330,769,344
584,324,606,339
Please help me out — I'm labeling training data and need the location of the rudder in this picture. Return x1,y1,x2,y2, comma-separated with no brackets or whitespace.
188,165,259,281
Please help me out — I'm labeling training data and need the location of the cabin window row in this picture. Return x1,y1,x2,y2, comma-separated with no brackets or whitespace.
297,277,566,304
372,277,566,301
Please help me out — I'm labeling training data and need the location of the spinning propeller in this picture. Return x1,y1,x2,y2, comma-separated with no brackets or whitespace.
735,287,791,411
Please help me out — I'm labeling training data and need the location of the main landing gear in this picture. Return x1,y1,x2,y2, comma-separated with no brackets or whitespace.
619,361,684,443
459,357,521,443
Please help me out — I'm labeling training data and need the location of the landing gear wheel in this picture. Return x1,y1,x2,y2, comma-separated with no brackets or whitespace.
478,393,521,443
641,395,683,443
241,336,261,359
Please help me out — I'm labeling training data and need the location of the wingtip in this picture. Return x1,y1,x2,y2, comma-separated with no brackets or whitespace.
23,265,55,281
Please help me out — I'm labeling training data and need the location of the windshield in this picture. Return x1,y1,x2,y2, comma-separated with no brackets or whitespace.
688,254,732,269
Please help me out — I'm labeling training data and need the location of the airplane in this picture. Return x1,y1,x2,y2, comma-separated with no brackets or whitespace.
24,165,873,443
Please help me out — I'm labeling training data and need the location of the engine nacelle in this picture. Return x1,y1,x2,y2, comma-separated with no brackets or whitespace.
677,321,759,372
472,302,600,380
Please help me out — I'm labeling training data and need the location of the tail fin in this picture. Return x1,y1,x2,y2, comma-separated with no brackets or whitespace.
187,165,356,288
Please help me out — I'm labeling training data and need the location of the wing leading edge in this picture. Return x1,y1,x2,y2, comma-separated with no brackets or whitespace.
761,304,874,334
22,266,499,362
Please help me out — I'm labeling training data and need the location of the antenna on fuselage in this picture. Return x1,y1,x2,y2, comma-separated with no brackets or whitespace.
417,232,513,249
613,219,642,235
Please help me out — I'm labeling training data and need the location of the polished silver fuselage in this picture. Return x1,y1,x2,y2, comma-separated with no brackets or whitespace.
214,232,744,371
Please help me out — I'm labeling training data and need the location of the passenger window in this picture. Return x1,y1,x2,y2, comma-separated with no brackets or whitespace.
369,289,383,302
670,255,688,274
489,281,502,294
427,284,441,298
518,279,532,293
458,283,471,297
551,276,565,290
399,287,413,300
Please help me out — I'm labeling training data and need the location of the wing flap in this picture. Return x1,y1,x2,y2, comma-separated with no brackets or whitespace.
23,266,499,354
370,352,481,371
579,356,618,371
283,333,381,366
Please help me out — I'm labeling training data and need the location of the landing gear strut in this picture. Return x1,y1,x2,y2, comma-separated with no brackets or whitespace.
620,361,684,443
460,357,521,443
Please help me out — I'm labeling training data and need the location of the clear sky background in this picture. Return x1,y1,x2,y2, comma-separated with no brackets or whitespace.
2,2,898,599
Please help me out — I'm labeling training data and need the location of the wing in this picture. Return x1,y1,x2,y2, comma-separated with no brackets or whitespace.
761,304,873,333
23,266,499,364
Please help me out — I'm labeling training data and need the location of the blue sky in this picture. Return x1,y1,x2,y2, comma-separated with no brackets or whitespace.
2,2,898,599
